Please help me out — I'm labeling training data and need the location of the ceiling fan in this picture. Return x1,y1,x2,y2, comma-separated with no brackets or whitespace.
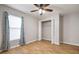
30,4,53,15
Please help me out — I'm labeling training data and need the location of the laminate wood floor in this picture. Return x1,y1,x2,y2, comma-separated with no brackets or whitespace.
1,40,79,54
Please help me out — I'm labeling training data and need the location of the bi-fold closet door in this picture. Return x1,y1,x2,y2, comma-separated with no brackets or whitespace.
42,20,51,41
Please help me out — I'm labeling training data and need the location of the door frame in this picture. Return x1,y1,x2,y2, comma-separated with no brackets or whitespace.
38,19,54,44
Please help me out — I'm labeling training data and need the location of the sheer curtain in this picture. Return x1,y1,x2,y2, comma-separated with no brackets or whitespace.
1,11,10,51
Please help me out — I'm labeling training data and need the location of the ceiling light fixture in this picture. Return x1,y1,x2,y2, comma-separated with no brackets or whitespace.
39,9,45,15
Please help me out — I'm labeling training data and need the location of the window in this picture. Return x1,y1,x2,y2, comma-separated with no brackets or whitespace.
8,15,22,40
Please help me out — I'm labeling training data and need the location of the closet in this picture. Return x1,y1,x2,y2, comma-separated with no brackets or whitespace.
42,20,51,41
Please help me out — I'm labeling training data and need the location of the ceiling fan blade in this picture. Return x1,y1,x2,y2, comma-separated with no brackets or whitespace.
43,4,50,7
34,4,40,7
30,10,38,12
44,9,53,12
40,4,43,7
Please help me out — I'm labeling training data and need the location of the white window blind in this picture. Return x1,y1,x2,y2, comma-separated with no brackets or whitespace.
8,15,22,40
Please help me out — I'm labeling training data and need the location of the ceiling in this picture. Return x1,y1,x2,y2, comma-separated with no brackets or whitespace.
5,4,79,19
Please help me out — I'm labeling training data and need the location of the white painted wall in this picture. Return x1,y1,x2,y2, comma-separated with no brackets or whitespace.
0,5,38,49
42,21,51,41
63,13,79,46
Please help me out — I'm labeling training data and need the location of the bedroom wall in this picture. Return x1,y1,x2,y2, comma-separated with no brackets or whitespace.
63,13,79,46
0,5,38,49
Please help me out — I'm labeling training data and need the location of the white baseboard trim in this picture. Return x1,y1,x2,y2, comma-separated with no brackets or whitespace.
0,40,37,52
10,45,20,49
63,42,79,46
26,40,37,44
0,45,20,52
9,40,37,49
54,42,60,45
